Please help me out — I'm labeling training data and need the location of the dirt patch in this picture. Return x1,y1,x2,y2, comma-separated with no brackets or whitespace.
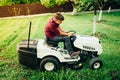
0,56,5,60
0,56,12,62
0,48,5,53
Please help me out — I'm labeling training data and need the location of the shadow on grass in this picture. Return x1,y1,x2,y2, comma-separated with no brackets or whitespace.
100,20,120,28
91,31,108,39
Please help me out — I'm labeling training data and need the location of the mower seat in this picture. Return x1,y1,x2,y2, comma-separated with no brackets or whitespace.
44,36,58,47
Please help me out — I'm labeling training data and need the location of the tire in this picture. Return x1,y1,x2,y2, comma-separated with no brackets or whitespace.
40,57,59,71
89,57,103,69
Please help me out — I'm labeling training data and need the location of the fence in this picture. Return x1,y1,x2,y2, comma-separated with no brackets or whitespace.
0,2,73,18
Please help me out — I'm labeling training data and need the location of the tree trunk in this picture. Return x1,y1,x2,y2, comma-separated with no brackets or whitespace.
72,6,77,15
108,6,111,13
93,14,96,34
70,1,77,15
98,9,102,22
93,9,97,35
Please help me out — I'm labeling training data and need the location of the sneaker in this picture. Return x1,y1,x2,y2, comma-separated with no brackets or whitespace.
72,63,83,70
70,51,80,58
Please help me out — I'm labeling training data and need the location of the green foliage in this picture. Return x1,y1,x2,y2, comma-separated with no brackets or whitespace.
40,0,65,8
108,0,120,4
74,0,120,12
40,0,56,8
114,0,120,4
0,0,13,6
74,0,93,11
0,0,40,6
12,0,40,4
74,0,109,12
56,0,65,6
12,0,26,4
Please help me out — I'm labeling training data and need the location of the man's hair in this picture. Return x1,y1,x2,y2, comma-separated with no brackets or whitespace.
54,12,64,21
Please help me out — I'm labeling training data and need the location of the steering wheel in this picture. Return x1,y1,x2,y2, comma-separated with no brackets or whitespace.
67,30,76,34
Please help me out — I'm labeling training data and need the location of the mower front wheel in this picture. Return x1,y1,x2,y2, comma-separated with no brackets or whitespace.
89,57,103,69
39,57,59,71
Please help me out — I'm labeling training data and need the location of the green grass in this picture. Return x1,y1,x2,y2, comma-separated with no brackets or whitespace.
0,11,120,80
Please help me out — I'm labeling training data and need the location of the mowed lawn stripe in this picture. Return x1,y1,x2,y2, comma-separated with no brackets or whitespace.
0,19,11,32
62,14,94,35
95,20,120,40
99,23,120,32
0,18,24,48
0,19,18,33
31,16,50,39
0,21,31,79
0,18,30,58
0,18,29,54
31,18,41,38
0,19,21,40
0,18,29,41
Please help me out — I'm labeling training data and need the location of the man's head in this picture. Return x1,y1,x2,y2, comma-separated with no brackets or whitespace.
53,12,64,24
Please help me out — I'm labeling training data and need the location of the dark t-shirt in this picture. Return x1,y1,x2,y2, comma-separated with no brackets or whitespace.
44,18,60,38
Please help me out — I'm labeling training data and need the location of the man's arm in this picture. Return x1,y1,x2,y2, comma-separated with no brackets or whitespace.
57,27,73,37
59,30,68,36
57,26,65,32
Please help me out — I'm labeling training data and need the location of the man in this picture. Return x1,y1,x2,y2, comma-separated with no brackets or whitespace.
44,12,80,57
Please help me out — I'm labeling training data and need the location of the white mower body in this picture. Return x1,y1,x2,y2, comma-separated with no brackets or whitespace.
17,35,103,71
74,35,102,55
37,39,80,62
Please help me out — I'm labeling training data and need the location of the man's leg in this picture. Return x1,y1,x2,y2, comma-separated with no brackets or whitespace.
49,36,80,57
49,36,73,55
64,35,76,50
70,35,76,42
70,35,77,51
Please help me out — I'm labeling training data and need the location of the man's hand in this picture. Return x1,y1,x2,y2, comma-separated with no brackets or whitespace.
68,32,74,37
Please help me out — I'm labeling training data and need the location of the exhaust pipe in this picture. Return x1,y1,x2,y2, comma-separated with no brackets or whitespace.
28,22,32,48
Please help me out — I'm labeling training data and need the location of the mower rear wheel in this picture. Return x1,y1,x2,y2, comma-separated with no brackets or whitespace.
40,57,59,71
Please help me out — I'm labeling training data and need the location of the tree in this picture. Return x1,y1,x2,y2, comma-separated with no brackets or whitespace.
70,0,108,34
0,0,13,6
0,0,40,6
73,0,108,21
12,0,40,4
95,0,107,22
40,0,66,8
107,0,120,13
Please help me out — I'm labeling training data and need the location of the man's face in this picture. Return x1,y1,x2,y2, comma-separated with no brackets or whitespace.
55,19,63,24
